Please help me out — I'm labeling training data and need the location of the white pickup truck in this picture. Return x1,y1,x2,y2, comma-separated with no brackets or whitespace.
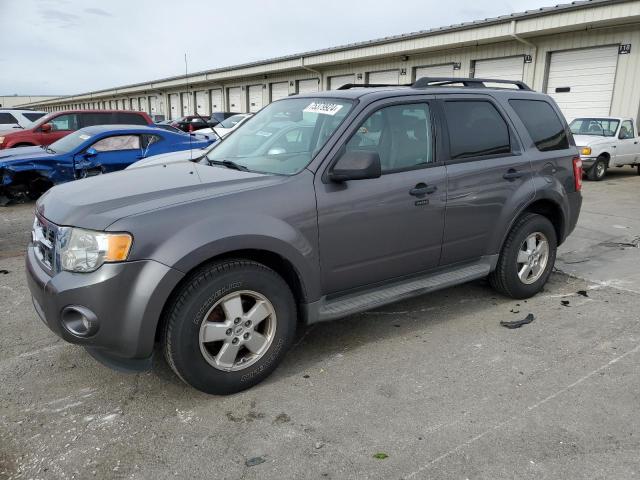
569,117,640,181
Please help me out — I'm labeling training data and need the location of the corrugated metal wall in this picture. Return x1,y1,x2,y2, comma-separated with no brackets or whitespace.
33,21,640,122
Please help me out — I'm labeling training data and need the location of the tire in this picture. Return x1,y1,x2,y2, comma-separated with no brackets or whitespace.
637,165,640,176
163,259,296,395
587,156,607,181
489,213,557,299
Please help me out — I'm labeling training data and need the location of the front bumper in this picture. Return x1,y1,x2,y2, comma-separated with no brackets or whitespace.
26,244,183,369
579,156,597,169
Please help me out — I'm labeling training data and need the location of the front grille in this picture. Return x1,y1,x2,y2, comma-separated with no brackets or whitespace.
32,215,59,273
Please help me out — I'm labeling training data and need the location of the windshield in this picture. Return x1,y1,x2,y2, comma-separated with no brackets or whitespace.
570,118,620,137
218,114,248,129
48,131,92,154
205,97,353,175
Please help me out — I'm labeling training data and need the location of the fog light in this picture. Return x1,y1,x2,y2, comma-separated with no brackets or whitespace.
60,305,99,337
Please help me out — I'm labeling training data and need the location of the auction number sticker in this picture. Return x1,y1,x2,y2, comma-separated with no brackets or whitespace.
303,102,344,116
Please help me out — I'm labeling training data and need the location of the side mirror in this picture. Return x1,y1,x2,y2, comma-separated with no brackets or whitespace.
84,147,97,157
40,123,52,133
329,150,382,182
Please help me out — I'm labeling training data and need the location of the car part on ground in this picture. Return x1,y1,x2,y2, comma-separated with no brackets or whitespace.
26,78,583,394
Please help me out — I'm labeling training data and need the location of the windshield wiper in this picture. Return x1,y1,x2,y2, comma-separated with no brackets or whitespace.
208,159,249,171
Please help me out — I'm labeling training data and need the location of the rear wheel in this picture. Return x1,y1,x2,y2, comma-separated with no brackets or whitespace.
587,156,607,181
489,213,557,299
163,260,296,395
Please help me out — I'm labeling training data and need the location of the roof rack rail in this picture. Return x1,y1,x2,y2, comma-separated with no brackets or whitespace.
337,83,412,90
412,77,532,91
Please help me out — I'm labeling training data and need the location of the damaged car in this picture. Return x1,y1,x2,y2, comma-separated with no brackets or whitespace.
0,125,214,200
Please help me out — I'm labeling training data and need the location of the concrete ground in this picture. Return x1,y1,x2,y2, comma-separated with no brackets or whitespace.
1,167,639,480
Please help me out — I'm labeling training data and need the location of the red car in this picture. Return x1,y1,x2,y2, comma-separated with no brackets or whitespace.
0,110,153,149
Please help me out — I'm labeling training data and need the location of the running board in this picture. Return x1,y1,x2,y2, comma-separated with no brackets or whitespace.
306,257,495,324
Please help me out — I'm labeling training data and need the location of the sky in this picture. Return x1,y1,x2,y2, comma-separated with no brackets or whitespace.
0,0,561,96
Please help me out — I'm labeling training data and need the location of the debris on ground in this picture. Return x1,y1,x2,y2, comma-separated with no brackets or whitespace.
577,290,589,297
500,313,535,329
561,300,571,307
314,442,324,449
373,453,389,460
245,456,266,467
0,270,9,275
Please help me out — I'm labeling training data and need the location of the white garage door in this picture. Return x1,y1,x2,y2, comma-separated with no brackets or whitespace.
149,96,158,115
474,57,524,81
139,97,148,113
169,94,180,119
415,64,455,80
228,87,243,112
210,89,223,112
298,79,319,94
271,82,289,101
329,74,355,90
546,46,619,122
248,85,264,113
195,91,208,115
368,70,399,85
181,92,191,115
130,98,139,111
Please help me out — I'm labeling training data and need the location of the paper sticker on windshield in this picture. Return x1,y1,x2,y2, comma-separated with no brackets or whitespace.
303,102,344,116
256,131,273,137
78,134,91,140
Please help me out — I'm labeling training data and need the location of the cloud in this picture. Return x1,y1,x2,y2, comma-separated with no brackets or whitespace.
39,8,79,27
84,7,111,17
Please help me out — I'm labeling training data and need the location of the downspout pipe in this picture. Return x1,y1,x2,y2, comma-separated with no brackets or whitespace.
510,20,538,89
301,57,323,90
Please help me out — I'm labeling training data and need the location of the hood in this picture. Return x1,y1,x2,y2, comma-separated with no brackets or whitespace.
572,135,613,148
37,160,282,230
126,149,205,169
0,146,52,166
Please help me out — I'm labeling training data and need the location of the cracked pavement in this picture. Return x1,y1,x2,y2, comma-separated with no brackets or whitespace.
1,167,639,479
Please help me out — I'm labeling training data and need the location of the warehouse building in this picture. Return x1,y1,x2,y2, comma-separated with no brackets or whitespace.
21,0,640,123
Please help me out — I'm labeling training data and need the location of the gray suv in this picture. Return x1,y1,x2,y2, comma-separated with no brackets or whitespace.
26,78,583,394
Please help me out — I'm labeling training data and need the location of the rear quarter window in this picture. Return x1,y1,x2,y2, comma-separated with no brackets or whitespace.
509,99,569,151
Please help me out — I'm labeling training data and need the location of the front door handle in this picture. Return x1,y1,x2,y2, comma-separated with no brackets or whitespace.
503,169,524,180
410,183,438,197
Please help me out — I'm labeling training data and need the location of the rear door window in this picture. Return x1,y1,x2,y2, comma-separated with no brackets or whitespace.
442,101,511,159
509,99,569,151
112,112,148,125
0,113,19,124
23,112,46,122
80,112,114,127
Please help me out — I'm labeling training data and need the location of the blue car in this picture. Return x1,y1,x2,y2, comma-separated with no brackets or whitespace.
0,125,214,200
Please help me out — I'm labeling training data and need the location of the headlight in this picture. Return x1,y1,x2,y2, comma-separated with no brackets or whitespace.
580,146,592,156
0,136,4,144
58,227,132,272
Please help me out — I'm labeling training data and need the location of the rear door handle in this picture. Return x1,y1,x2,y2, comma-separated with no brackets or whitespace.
410,183,438,197
503,169,525,180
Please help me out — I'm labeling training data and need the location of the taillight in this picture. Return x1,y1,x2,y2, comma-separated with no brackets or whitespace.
572,156,583,192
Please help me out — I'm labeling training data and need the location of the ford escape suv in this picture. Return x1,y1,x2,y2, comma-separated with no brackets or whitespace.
26,78,582,395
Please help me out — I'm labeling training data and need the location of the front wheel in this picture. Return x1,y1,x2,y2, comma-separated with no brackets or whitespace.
489,213,557,299
587,156,607,181
163,260,297,395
